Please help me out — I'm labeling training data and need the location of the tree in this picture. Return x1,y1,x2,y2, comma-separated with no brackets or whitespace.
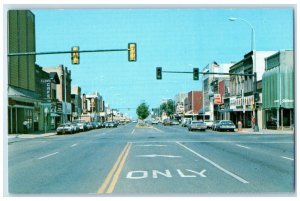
136,102,150,120
160,100,175,117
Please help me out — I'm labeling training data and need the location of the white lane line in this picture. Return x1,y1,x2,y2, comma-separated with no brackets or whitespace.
135,144,167,147
236,144,251,149
281,156,294,161
38,152,59,160
136,154,182,158
152,127,164,133
131,129,135,135
176,142,249,184
70,143,78,147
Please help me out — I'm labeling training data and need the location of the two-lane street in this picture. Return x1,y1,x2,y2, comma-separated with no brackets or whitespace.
8,123,295,195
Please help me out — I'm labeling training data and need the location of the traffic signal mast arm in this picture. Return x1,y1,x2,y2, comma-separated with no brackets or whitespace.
8,48,129,56
162,70,255,77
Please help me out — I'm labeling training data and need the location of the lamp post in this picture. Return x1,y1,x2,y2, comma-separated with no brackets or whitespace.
44,107,49,134
229,17,259,132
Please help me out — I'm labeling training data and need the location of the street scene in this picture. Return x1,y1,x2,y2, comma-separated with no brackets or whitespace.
4,7,295,195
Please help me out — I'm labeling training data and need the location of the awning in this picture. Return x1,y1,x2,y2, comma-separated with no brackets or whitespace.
8,85,42,103
262,63,294,109
218,109,233,113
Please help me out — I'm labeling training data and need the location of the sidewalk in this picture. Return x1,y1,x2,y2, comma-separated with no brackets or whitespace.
8,130,57,143
237,128,294,135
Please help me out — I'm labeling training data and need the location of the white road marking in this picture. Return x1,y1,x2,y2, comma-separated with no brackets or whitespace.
38,152,59,160
70,143,78,147
136,154,182,158
281,156,294,161
176,141,249,184
126,169,207,179
236,144,251,149
131,129,135,135
131,140,293,144
135,144,167,147
152,127,164,133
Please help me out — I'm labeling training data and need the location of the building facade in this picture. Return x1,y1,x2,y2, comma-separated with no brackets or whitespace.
185,91,203,119
8,10,41,134
226,51,276,128
35,65,60,131
81,92,104,122
174,93,188,117
262,50,294,129
71,86,82,121
43,65,72,123
201,62,232,121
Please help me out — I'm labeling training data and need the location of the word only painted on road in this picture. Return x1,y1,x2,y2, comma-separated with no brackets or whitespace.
126,169,207,179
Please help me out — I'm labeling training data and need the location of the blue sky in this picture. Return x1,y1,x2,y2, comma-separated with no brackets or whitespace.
32,8,294,118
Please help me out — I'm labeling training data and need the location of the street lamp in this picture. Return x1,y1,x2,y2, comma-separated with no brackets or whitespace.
229,17,259,132
229,17,255,51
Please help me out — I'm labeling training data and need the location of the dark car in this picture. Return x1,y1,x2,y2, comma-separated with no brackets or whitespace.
91,121,99,129
188,121,207,131
105,121,115,128
217,120,236,132
163,119,172,126
86,122,94,130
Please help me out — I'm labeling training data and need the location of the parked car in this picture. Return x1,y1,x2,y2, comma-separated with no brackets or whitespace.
217,120,236,132
151,120,159,124
73,120,88,132
163,119,172,126
171,120,180,125
98,122,105,128
181,118,191,127
188,121,207,131
204,120,214,129
105,121,115,128
57,123,75,134
86,122,94,130
71,122,80,133
212,120,221,131
91,121,99,129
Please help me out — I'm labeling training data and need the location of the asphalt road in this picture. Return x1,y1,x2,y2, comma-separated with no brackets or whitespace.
7,123,295,195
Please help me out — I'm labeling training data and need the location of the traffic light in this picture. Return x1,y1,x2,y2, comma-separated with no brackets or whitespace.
71,46,80,65
156,67,162,80
254,92,260,102
128,43,136,62
193,68,199,80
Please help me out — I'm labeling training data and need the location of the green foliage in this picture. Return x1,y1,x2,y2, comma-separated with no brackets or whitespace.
136,102,150,120
160,100,175,116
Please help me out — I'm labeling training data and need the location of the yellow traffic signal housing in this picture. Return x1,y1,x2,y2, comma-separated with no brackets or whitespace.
156,67,162,80
71,46,80,65
128,43,136,62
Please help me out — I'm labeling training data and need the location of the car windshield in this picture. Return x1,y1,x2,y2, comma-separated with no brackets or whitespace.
192,121,203,124
221,121,233,124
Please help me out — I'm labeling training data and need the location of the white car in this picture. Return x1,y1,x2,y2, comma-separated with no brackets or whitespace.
204,121,214,129
56,123,74,134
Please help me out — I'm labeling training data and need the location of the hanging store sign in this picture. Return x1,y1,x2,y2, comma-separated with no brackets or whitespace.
230,97,236,110
214,94,222,104
41,79,51,99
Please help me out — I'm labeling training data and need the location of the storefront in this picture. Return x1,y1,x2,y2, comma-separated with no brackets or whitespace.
8,86,41,134
262,51,294,129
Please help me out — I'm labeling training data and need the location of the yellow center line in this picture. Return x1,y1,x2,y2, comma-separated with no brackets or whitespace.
106,143,132,193
97,143,130,194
